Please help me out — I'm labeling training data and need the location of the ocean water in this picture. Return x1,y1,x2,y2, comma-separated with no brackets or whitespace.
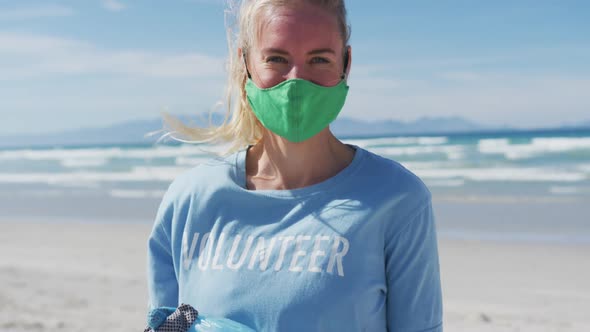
1,128,589,243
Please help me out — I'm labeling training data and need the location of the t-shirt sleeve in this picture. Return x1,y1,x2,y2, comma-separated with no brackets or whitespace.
385,197,443,332
146,196,179,310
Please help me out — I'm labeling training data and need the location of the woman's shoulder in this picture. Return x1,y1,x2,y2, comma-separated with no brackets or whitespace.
161,151,240,203
355,146,432,203
353,147,433,233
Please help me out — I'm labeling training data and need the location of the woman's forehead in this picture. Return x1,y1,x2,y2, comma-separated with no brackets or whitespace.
255,4,342,51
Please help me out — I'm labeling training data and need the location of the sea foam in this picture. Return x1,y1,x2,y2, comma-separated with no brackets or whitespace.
414,167,587,182
478,137,590,160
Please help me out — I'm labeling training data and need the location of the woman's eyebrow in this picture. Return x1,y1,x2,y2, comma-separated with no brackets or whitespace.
261,48,289,55
261,48,336,55
308,48,336,55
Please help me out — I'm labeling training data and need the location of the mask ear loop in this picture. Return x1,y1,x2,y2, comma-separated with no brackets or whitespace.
243,52,252,79
341,48,350,80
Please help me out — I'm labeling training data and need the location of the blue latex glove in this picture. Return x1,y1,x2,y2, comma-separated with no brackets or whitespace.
189,315,256,332
145,303,256,332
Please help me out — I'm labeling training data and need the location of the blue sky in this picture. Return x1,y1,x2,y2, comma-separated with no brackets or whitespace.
1,0,589,135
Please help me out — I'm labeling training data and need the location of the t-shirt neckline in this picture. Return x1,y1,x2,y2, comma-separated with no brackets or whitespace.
233,144,365,199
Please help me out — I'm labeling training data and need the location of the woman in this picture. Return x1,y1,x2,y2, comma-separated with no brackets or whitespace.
147,0,443,331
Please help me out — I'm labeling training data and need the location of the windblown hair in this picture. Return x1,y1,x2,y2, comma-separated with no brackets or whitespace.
159,0,351,153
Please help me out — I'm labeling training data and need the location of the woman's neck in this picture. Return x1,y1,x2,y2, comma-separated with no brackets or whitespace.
245,128,355,190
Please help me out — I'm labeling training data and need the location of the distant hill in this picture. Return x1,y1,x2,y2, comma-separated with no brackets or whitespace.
0,114,224,149
1,113,587,149
330,116,489,137
561,119,590,130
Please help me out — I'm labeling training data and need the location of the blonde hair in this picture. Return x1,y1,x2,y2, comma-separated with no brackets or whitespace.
159,0,351,154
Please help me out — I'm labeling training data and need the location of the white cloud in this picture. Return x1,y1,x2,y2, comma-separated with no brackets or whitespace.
101,0,127,12
0,4,75,20
0,31,588,130
345,47,590,127
351,56,515,77
344,72,590,128
0,32,225,79
437,71,486,82
183,0,225,4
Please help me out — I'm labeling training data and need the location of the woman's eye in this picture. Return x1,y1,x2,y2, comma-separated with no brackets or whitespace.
266,56,287,64
310,57,330,64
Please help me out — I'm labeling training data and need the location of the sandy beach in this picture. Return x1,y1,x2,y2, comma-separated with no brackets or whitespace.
1,219,589,332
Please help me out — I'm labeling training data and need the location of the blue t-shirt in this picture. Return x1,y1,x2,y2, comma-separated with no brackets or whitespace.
147,146,443,331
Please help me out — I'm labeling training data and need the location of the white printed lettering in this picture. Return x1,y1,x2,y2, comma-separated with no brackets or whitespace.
182,232,200,270
197,232,213,270
308,235,330,273
211,232,226,270
248,236,265,270
289,235,312,272
180,231,349,277
274,236,295,271
327,236,350,277
227,235,254,270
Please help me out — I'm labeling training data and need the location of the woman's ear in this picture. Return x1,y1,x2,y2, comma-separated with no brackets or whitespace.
344,45,352,79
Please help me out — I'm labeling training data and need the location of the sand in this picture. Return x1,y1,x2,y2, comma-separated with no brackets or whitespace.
1,221,590,332
0,221,150,331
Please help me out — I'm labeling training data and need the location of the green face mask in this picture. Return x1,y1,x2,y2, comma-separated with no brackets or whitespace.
245,78,349,143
